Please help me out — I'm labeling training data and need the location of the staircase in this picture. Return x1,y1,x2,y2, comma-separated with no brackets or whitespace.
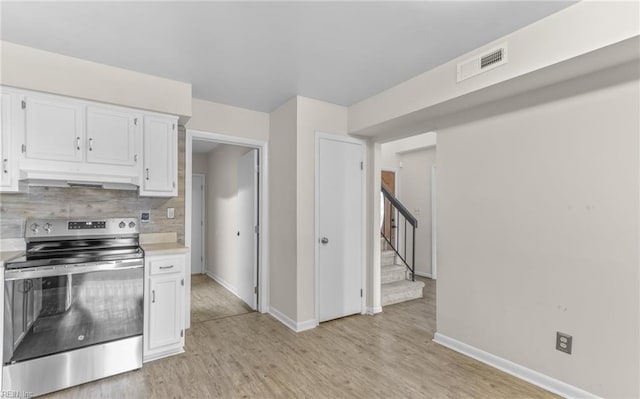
381,238,425,306
380,184,425,306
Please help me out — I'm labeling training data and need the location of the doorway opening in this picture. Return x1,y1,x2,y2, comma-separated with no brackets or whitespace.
185,130,268,329
378,132,436,309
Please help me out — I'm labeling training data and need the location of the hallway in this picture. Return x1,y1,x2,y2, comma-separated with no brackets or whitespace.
190,274,254,324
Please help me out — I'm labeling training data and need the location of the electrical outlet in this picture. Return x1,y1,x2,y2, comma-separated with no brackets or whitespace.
140,211,150,223
167,208,175,219
556,332,572,354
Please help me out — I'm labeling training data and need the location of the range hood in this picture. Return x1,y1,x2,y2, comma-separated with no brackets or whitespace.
22,179,138,191
19,169,140,191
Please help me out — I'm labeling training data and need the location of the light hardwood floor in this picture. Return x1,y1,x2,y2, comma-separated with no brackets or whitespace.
43,276,557,398
190,274,254,324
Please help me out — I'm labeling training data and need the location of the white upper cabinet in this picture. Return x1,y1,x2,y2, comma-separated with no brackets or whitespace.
24,94,85,163
0,91,19,191
141,115,177,197
0,86,179,194
86,106,141,166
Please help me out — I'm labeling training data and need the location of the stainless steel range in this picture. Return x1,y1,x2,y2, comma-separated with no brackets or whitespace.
3,218,144,397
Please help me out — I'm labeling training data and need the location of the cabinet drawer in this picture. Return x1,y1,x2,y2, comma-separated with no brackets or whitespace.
148,255,184,276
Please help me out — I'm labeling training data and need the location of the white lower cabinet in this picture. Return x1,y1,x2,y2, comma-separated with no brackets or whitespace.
144,254,185,362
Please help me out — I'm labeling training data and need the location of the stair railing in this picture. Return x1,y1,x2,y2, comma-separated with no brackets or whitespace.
381,185,417,281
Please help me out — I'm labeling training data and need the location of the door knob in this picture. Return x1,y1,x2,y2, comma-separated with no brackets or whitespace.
320,237,329,245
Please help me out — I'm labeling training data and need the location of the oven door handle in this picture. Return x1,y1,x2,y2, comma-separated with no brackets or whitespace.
4,259,143,280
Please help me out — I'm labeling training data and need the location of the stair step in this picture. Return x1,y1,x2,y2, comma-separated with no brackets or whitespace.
381,264,407,284
381,250,396,266
381,280,425,307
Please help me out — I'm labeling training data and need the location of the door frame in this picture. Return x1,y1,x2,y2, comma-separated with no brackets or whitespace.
191,173,206,275
314,131,367,326
185,129,269,326
431,165,437,280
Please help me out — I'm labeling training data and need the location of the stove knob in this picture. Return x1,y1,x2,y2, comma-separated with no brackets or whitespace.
129,221,136,228
119,221,126,228
43,223,52,233
30,223,40,233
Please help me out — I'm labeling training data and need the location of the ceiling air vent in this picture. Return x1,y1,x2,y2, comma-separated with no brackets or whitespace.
457,43,508,83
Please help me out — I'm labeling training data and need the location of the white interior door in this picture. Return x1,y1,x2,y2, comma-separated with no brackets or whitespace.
191,174,205,275
318,137,363,322
237,149,258,310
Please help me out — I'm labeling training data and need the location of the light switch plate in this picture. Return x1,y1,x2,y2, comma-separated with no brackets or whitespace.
167,208,175,219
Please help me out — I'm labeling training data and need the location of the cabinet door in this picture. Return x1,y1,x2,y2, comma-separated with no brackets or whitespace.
25,95,85,162
1,92,13,188
141,115,177,196
148,275,183,351
86,106,140,166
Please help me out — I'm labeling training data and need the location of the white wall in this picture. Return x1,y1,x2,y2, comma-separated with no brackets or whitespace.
0,41,192,118
267,95,351,324
348,1,640,137
381,132,437,171
397,147,436,277
205,144,252,292
436,62,640,398
268,97,298,320
192,153,209,174
296,96,349,322
186,98,269,141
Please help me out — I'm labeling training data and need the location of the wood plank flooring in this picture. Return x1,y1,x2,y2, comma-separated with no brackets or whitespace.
42,277,557,399
190,274,253,324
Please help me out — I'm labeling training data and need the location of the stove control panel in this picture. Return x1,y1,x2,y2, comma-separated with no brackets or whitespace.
25,217,140,239
69,221,106,230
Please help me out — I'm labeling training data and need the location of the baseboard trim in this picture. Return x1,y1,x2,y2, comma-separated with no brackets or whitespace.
433,333,599,399
296,319,317,332
268,306,317,333
366,306,383,315
415,271,433,279
204,271,242,301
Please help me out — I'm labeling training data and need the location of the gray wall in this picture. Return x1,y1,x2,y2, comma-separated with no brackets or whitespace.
0,129,186,243
436,62,639,398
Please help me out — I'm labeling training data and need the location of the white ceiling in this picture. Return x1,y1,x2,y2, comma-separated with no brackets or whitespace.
1,1,574,112
192,140,219,154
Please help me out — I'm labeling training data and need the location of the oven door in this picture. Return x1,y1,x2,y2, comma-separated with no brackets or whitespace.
3,259,143,365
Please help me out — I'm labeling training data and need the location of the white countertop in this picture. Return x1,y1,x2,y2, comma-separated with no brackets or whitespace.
141,242,189,256
0,250,23,267
139,232,188,256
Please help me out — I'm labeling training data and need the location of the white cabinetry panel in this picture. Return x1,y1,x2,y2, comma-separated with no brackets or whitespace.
148,276,182,350
86,106,140,166
143,253,185,362
25,95,85,162
0,91,19,191
141,115,177,196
